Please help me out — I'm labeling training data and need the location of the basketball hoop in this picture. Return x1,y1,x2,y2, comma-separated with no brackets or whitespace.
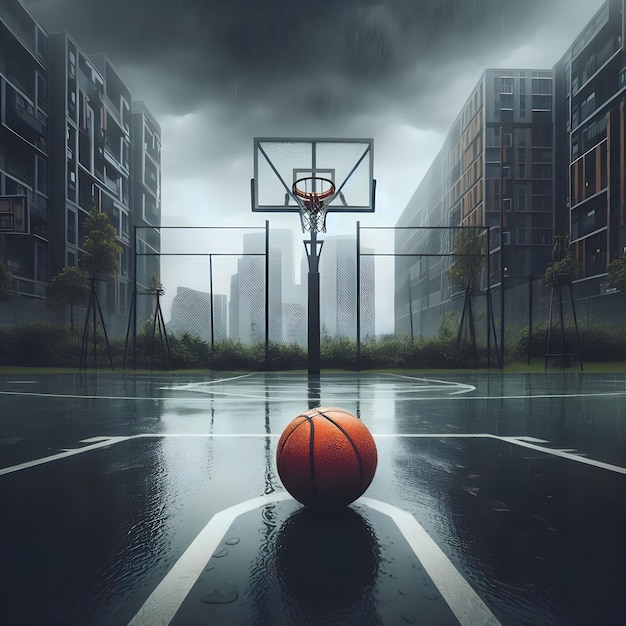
292,176,335,233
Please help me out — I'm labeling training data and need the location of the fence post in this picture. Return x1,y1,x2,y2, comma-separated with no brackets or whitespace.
356,221,361,370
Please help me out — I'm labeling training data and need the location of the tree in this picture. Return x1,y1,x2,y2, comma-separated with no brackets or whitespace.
77,206,121,371
543,233,575,286
79,205,122,279
47,266,90,333
446,228,485,293
0,261,14,301
607,255,626,294
148,274,164,294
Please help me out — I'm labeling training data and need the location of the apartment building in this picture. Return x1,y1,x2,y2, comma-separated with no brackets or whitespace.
395,69,554,336
0,0,49,297
0,0,161,323
553,0,626,293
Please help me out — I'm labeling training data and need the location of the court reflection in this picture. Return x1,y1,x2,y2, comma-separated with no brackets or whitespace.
274,506,382,624
264,388,279,494
307,374,321,409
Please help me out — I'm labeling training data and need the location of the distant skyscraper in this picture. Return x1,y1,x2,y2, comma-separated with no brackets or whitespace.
167,286,227,342
282,302,307,346
212,293,227,342
228,229,296,344
168,286,210,341
230,253,265,343
320,236,375,339
360,253,376,339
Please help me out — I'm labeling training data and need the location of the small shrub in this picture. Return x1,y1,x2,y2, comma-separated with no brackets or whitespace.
4,322,78,366
507,320,626,362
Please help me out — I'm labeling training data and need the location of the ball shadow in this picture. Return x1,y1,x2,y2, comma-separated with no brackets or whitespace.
274,506,381,621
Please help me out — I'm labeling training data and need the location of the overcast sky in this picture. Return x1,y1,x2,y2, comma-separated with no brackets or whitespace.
22,0,605,228
21,0,606,319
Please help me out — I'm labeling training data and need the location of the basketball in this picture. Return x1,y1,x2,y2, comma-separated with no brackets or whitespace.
276,407,378,508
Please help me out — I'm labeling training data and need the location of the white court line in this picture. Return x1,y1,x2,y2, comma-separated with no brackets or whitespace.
0,390,168,401
157,373,254,391
4,386,626,402
127,494,500,626
0,436,132,476
497,436,626,475
2,433,625,477
385,373,477,395
361,498,501,626
127,492,293,626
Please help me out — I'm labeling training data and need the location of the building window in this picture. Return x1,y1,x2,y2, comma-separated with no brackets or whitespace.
500,93,514,109
66,208,76,244
532,163,552,179
531,229,552,245
532,77,552,94
519,94,526,117
0,196,25,231
486,127,500,147
36,156,47,195
580,92,596,120
37,74,47,110
0,198,15,230
121,211,129,239
500,77,514,94
36,242,47,282
532,94,551,111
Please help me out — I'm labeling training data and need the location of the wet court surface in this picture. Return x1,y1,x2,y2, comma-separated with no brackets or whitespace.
1,371,626,625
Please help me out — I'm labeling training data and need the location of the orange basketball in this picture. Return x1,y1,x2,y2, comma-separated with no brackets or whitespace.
276,407,378,508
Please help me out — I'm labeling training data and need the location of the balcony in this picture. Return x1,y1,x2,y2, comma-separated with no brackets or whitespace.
144,161,159,194
15,101,45,134
1,1,37,58
104,140,122,168
5,58,34,100
104,169,120,196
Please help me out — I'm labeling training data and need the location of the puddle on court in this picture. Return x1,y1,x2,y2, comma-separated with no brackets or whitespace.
376,436,626,626
170,501,459,626
3,372,626,624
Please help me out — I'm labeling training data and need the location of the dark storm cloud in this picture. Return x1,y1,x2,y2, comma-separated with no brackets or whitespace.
18,0,605,305
24,0,565,121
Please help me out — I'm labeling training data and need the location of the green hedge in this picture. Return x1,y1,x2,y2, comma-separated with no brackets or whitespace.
0,322,81,367
507,320,626,362
1,319,625,370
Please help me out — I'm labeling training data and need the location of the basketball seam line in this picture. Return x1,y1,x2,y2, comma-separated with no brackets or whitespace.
307,416,318,504
316,410,365,490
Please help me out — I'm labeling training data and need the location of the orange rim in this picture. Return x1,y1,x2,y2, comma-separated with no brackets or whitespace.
292,177,336,202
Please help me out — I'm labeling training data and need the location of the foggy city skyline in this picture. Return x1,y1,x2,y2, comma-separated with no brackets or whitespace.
19,0,607,328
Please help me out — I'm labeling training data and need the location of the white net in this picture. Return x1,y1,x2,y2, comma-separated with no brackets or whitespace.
299,199,329,233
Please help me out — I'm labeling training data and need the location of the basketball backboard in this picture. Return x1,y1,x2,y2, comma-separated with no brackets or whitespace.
251,137,375,213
